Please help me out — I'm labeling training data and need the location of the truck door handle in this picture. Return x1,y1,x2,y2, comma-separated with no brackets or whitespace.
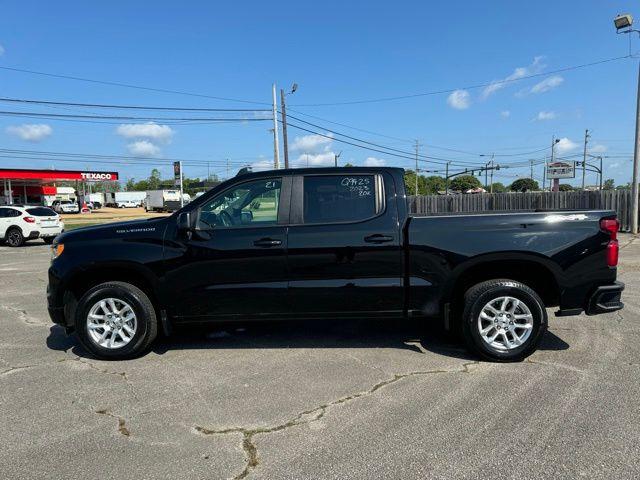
364,234,394,244
253,238,282,247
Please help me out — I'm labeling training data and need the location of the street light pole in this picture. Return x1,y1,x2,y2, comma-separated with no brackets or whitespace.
632,63,640,233
614,14,640,232
272,84,280,169
280,89,289,169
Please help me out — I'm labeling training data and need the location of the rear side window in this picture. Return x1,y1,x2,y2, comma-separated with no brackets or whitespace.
0,208,22,218
303,175,377,224
26,207,57,216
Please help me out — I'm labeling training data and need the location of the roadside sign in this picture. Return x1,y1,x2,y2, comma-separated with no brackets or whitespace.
546,161,575,179
174,161,184,207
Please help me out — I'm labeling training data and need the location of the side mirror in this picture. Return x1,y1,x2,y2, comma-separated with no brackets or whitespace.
177,211,195,231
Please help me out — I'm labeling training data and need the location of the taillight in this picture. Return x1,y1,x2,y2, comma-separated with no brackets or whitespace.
600,218,620,267
23,216,36,223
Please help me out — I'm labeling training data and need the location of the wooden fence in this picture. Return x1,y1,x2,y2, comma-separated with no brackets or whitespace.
408,190,636,231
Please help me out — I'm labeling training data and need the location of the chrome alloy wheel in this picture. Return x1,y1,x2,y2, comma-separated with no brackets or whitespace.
7,230,22,247
477,296,533,351
87,298,137,349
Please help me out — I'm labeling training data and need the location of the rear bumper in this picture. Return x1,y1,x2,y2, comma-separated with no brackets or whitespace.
585,281,624,315
556,281,624,317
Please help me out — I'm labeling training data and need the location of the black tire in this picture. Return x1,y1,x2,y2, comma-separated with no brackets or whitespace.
74,281,158,360
461,279,547,362
5,227,24,247
43,237,55,245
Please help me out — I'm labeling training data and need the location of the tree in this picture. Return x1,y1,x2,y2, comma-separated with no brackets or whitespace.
343,163,354,167
424,175,446,194
558,184,573,192
603,179,615,190
449,174,481,192
125,178,136,191
616,182,631,190
148,168,162,190
489,182,507,193
510,178,539,192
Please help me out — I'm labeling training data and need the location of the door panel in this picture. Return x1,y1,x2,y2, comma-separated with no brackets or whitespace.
163,176,290,321
286,172,404,317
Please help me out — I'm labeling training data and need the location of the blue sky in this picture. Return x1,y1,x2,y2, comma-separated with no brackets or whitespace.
0,0,639,187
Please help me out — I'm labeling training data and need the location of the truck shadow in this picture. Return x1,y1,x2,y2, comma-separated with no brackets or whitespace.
46,319,569,361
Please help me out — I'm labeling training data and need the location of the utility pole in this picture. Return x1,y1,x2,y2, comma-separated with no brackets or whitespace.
582,129,590,190
530,159,534,181
599,156,603,191
542,155,547,191
334,151,342,167
632,63,640,233
445,161,451,194
489,154,495,194
280,89,290,169
272,84,280,169
550,135,558,192
414,140,420,195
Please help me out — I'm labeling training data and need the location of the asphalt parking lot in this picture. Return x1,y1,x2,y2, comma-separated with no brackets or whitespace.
1,235,639,480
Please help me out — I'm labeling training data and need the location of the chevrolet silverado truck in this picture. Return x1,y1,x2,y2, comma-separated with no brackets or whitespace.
47,167,624,361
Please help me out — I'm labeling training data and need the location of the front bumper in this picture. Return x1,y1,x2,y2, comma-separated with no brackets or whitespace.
585,281,624,315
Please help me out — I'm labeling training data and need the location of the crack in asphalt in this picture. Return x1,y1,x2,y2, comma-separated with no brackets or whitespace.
59,356,131,384
0,305,41,326
95,409,131,437
193,361,479,480
0,365,34,376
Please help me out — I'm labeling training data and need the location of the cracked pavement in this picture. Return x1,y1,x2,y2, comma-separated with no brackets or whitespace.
1,236,639,479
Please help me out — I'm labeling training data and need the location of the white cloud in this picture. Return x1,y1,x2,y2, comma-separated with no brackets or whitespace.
500,110,511,118
6,123,52,142
555,137,578,154
447,89,470,110
482,56,546,99
609,162,620,169
116,122,174,143
535,111,556,121
127,140,161,157
363,157,386,166
251,158,274,171
591,144,607,153
0,44,4,56
290,133,333,153
530,75,564,94
295,152,336,167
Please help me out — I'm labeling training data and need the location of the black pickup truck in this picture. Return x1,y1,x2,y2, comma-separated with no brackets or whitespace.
47,167,624,361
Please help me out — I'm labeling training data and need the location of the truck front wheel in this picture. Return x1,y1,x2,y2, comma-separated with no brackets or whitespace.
461,279,547,362
74,281,158,360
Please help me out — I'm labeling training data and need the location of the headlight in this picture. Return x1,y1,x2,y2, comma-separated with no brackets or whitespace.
51,243,64,260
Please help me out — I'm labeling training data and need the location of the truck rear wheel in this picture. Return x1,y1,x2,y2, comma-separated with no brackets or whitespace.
74,281,158,360
461,279,547,362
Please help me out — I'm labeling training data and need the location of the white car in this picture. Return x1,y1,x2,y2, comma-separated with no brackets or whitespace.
52,200,80,214
0,205,64,247
117,200,138,208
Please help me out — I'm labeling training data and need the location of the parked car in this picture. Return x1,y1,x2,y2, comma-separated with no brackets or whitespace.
48,167,624,360
52,200,80,214
117,200,138,208
1,205,64,247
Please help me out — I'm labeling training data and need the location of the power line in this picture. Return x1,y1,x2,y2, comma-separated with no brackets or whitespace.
0,110,270,122
284,113,484,166
0,96,271,112
291,55,631,106
0,65,271,106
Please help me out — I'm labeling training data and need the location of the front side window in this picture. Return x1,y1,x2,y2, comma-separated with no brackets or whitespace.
198,178,282,229
303,175,377,224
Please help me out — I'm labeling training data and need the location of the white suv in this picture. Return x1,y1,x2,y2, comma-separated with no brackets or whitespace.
52,200,80,214
0,206,64,247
